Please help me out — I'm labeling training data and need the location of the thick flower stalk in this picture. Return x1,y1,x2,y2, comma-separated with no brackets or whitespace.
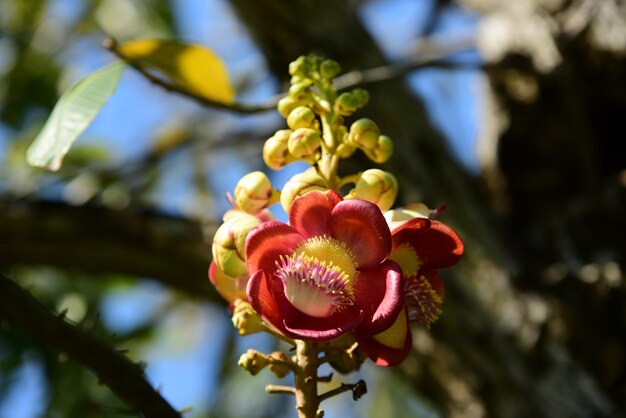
208,55,464,418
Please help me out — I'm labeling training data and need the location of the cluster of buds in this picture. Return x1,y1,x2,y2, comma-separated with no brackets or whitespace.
209,55,463,416
263,55,393,192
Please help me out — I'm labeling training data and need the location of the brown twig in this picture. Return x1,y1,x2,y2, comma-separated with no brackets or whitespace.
103,37,483,115
319,380,367,403
0,274,182,418
265,384,297,395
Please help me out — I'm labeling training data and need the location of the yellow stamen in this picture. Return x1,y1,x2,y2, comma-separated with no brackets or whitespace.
389,243,421,277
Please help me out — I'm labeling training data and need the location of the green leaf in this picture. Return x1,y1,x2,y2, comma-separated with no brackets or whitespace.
27,61,125,171
118,39,234,104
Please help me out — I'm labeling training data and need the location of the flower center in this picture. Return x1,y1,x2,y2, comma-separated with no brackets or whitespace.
404,274,442,325
389,243,421,277
275,236,358,318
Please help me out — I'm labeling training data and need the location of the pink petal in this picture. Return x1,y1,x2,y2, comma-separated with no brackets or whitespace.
353,261,404,335
245,221,303,274
355,310,412,367
406,220,463,269
329,199,392,268
283,308,363,341
289,191,342,239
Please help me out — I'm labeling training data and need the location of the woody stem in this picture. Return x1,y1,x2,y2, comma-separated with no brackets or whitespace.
294,340,322,418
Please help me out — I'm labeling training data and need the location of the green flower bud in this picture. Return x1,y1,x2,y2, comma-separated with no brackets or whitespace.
348,169,398,212
289,80,313,102
352,88,369,108
347,118,380,150
212,214,261,277
234,171,278,214
232,299,265,336
289,56,310,77
287,106,316,130
277,96,299,118
263,130,292,170
364,135,394,163
280,170,329,213
335,92,358,116
238,349,269,376
320,59,341,79
288,128,321,158
268,351,292,379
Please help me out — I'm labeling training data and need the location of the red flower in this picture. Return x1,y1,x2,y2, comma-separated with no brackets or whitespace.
390,217,463,323
355,213,463,366
245,191,404,342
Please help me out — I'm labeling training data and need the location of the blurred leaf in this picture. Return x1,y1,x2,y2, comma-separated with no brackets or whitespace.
118,39,234,103
26,61,125,171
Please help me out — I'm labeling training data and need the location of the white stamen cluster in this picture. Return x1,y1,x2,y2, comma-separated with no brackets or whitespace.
275,253,355,314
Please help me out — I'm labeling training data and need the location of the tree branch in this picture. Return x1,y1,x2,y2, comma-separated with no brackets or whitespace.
104,36,481,115
0,199,220,301
0,273,183,418
102,38,276,114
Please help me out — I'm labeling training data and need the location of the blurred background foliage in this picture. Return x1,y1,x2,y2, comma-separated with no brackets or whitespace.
1,0,626,417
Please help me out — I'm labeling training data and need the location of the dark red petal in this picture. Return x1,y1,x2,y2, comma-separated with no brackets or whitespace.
353,260,404,335
246,270,291,336
407,220,463,269
355,310,412,367
329,199,391,268
391,217,431,247
288,191,335,239
283,308,363,342
245,221,303,274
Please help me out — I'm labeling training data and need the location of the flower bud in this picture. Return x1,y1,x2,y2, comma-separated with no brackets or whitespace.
238,349,269,376
280,170,329,213
234,171,278,214
352,88,369,108
277,97,299,118
212,214,261,277
289,81,313,103
288,128,321,158
263,130,293,170
347,118,380,150
208,262,248,304
289,56,311,78
287,106,316,130
232,299,265,335
348,169,398,212
329,342,366,374
223,207,274,223
383,203,430,231
268,351,291,378
364,135,393,163
320,59,341,79
335,92,358,116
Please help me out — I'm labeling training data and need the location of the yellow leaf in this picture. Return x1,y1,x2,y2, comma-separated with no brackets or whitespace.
118,39,234,104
